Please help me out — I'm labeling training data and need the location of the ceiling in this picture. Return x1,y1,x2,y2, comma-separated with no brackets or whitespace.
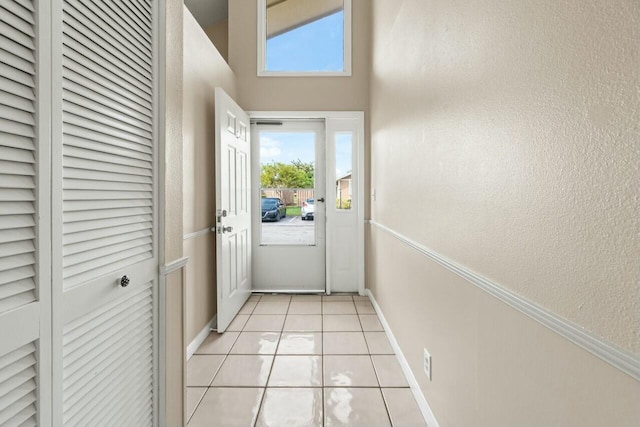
184,0,228,28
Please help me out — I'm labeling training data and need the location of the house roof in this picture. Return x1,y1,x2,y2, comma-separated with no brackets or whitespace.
336,172,352,182
266,0,343,39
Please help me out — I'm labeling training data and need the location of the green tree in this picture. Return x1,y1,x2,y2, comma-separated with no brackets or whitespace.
261,161,314,189
291,159,314,185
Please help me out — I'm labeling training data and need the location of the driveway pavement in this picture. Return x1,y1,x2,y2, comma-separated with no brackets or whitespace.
261,216,315,245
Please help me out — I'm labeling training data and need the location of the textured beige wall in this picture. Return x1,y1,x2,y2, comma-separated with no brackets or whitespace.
369,0,639,353
367,0,640,424
162,0,185,425
368,226,640,427
205,20,228,63
183,8,237,344
163,0,184,264
164,270,186,427
228,0,370,111
183,234,217,343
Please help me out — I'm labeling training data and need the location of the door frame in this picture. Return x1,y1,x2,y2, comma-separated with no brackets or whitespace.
248,111,365,296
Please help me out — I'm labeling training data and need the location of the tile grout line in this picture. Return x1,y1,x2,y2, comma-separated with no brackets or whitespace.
195,294,384,425
244,294,268,427
357,300,395,427
321,296,325,427
186,387,206,425
188,296,255,426
186,385,411,389
251,295,291,427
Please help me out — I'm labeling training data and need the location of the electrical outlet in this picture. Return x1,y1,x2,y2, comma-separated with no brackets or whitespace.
423,348,432,381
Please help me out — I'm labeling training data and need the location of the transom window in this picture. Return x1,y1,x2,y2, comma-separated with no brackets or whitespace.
257,0,352,76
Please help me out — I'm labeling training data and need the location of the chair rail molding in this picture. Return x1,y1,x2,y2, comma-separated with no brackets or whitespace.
160,256,190,276
183,226,215,241
367,220,640,382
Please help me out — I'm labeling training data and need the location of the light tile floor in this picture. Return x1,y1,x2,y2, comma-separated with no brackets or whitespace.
187,294,427,427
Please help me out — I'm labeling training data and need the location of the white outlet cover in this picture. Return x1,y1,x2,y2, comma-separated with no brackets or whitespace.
423,348,432,381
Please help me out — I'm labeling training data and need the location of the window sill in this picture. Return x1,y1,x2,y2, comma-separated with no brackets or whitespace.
257,70,352,78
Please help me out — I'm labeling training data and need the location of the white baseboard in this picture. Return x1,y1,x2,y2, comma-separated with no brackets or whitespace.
367,290,440,427
368,220,640,382
186,315,217,361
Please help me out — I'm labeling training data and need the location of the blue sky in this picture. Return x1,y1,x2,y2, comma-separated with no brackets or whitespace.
266,10,344,72
260,132,315,166
260,131,353,179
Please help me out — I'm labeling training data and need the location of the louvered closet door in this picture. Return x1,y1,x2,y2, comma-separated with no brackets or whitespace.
0,0,51,425
51,0,158,425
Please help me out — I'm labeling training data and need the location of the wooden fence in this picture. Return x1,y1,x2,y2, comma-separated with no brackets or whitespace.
261,188,315,207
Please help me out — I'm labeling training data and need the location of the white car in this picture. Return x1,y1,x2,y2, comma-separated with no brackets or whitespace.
301,198,315,220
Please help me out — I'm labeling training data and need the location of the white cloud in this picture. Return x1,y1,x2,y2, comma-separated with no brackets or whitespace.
260,137,282,160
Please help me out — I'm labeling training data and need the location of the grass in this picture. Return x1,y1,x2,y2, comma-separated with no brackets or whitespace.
286,206,301,216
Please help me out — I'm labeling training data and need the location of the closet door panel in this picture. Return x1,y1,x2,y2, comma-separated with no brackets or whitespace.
51,0,158,425
0,0,50,425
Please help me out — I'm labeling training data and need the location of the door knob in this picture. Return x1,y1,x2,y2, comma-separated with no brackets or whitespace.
222,226,233,233
317,197,325,203
119,275,130,288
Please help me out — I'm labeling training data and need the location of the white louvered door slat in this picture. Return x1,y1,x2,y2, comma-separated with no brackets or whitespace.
62,284,154,427
62,51,152,107
51,0,158,425
0,343,37,426
0,66,34,92
0,5,44,426
0,10,40,423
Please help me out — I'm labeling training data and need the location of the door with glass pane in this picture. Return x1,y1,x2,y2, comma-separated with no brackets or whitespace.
251,120,326,292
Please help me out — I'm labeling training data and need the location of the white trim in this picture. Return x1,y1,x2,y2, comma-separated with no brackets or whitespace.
157,0,168,423
183,226,215,240
49,0,65,422
249,111,363,119
152,1,162,425
186,315,217,361
36,0,53,422
356,115,365,297
366,290,440,427
160,257,190,276
252,289,326,294
256,0,352,77
368,220,640,382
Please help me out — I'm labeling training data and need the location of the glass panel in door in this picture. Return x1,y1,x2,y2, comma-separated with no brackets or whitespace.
259,131,317,245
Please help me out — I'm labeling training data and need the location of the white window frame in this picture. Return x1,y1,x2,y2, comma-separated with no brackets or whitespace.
257,0,352,77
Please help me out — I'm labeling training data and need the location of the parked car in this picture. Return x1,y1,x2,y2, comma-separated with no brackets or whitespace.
261,198,286,222
301,198,315,220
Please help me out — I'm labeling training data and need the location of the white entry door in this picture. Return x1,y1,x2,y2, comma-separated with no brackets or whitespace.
51,0,159,425
251,120,326,292
215,88,252,332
